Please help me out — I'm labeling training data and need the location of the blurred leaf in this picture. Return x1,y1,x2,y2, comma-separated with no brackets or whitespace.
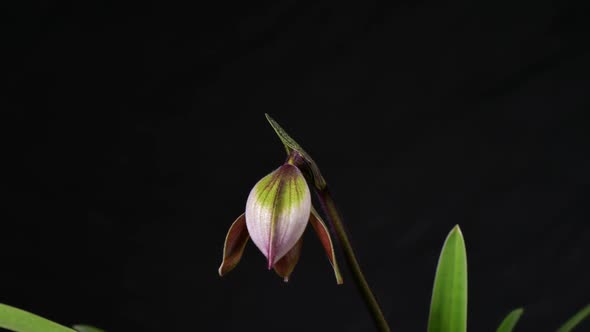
557,304,590,332
0,303,75,332
428,225,468,332
72,324,105,332
496,308,524,332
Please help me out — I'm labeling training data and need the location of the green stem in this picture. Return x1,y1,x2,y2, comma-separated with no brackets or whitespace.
316,187,392,332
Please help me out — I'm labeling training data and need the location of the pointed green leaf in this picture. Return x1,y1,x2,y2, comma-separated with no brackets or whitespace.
72,325,105,332
264,114,326,190
496,308,524,332
428,225,468,332
0,303,76,332
264,113,304,156
557,304,590,332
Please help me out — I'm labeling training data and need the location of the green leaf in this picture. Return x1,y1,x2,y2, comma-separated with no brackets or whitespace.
557,304,590,332
428,225,468,332
0,303,76,332
72,324,105,332
496,308,524,332
264,114,326,190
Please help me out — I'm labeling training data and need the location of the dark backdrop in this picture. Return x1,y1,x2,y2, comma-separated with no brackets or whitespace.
4,1,589,331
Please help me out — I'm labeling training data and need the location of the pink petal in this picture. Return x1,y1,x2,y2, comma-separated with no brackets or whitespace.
245,164,311,268
218,213,249,276
309,208,343,284
273,236,303,282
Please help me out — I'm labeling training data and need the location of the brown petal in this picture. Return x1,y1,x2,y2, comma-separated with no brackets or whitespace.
218,213,250,276
273,236,303,282
309,208,343,284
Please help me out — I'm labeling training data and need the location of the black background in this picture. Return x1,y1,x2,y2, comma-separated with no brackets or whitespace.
4,1,590,331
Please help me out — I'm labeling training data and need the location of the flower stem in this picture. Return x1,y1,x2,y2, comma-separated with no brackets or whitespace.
316,187,392,332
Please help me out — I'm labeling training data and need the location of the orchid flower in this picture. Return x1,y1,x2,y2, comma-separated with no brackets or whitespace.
218,161,342,283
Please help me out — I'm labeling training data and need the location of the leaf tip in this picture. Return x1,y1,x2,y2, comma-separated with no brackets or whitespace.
264,113,277,128
450,225,466,241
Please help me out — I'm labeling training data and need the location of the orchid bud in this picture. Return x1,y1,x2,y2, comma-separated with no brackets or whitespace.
219,163,342,283
218,115,342,283
245,163,311,268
